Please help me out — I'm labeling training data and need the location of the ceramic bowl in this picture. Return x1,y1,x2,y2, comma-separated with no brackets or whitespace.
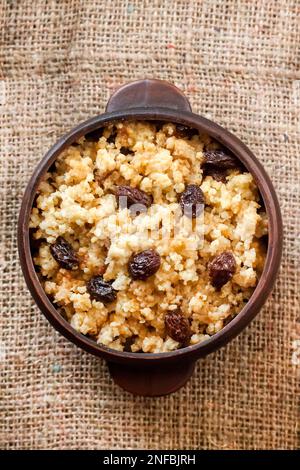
18,79,283,396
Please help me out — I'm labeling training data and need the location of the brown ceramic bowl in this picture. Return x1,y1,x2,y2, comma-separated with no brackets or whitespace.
18,79,283,396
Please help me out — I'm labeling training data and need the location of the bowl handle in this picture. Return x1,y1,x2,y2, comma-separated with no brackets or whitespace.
106,79,192,112
107,359,195,396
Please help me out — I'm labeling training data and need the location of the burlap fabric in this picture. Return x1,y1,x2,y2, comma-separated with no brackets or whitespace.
0,0,299,450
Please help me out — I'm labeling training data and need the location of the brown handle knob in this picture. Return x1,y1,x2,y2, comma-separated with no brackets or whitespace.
107,360,195,396
106,79,192,113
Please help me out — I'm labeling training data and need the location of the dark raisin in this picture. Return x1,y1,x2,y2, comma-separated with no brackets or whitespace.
128,249,161,280
50,237,79,270
202,149,240,183
203,149,239,169
165,310,191,344
203,166,227,183
85,127,103,142
179,184,204,218
86,276,117,303
120,147,134,156
116,185,153,212
176,124,196,139
208,251,236,289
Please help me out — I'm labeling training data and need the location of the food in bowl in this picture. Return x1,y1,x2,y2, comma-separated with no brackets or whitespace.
29,120,268,353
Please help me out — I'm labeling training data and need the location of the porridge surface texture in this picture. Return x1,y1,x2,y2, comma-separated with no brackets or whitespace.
30,121,267,353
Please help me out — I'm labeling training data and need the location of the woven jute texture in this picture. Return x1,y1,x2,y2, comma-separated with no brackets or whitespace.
0,0,299,450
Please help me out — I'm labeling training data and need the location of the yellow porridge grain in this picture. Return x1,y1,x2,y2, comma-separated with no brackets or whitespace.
30,121,267,353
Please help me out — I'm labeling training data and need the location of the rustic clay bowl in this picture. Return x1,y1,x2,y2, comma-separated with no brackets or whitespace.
18,79,283,396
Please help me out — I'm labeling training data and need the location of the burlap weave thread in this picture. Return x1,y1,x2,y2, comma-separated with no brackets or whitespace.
0,0,299,449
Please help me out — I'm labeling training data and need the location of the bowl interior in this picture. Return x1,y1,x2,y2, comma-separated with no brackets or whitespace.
18,109,283,365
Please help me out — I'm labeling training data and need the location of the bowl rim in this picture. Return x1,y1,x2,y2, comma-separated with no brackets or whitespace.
18,108,283,365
